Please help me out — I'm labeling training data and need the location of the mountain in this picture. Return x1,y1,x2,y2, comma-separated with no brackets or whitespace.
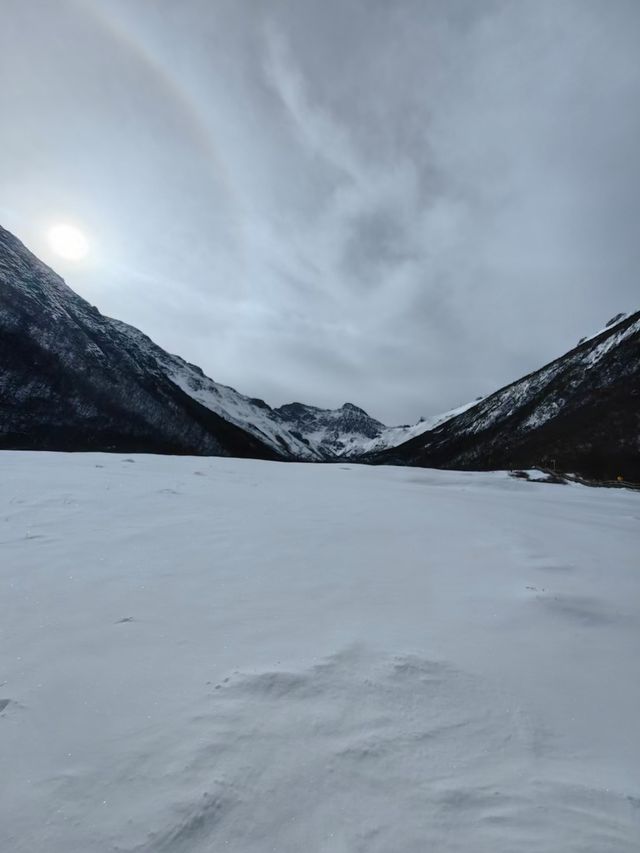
354,399,483,456
369,311,640,482
0,224,473,461
273,401,385,458
0,225,316,459
103,318,322,461
3,224,638,477
273,400,480,459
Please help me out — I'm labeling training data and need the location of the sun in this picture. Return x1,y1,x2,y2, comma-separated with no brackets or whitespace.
47,223,90,261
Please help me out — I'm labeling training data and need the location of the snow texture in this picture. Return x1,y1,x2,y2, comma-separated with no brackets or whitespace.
1,453,639,852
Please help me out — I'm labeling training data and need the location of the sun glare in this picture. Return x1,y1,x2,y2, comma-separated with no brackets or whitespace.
48,223,90,261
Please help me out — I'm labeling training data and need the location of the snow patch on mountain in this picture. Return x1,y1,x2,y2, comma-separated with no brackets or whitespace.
359,399,482,455
165,368,321,460
583,317,640,369
105,319,322,460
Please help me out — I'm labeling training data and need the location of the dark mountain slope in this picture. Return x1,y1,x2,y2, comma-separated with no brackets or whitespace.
0,225,281,458
369,312,640,481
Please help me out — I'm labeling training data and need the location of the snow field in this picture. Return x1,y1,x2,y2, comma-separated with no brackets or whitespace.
1,453,639,852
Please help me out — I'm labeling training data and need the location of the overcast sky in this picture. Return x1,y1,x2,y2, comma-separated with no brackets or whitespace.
2,0,639,423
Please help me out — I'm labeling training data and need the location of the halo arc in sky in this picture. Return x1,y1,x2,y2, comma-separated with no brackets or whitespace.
74,0,248,297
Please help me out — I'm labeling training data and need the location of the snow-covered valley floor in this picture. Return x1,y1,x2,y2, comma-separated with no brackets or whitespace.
1,453,639,852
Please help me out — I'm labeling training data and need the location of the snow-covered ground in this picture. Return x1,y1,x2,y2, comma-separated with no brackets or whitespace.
1,453,639,852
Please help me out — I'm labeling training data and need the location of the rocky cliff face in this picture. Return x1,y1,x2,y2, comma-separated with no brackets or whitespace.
370,312,640,482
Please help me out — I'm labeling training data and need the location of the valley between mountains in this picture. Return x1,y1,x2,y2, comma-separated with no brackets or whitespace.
1,224,638,481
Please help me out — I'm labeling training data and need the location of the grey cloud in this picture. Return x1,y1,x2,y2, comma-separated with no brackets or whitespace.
1,0,639,424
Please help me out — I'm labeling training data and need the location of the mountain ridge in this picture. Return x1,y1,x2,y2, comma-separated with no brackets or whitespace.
1,224,638,478
1,225,438,460
368,310,640,481
1,224,464,460
0,226,286,459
